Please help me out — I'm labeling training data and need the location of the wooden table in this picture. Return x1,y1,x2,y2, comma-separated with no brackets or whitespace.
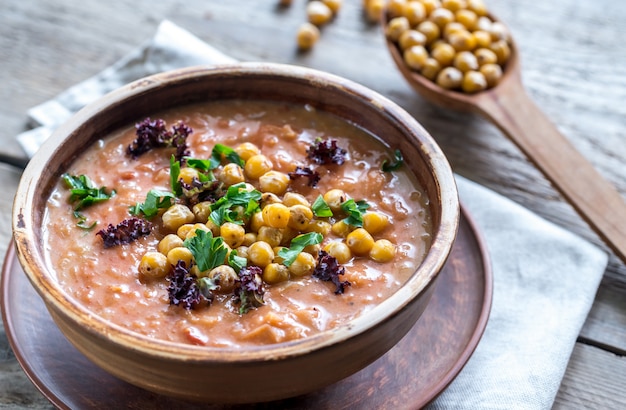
1,0,624,408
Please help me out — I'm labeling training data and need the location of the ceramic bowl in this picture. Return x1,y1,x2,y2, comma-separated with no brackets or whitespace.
12,63,459,403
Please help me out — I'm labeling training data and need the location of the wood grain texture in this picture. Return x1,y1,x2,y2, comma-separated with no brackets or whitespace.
0,0,625,408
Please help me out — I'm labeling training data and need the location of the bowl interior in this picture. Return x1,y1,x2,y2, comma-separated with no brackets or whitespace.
13,63,459,361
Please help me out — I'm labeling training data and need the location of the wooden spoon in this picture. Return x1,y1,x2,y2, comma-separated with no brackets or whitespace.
385,16,626,264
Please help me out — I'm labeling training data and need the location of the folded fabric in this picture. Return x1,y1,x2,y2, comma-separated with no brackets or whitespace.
15,20,608,409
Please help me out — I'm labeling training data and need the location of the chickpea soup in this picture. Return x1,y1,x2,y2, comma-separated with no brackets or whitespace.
43,100,432,347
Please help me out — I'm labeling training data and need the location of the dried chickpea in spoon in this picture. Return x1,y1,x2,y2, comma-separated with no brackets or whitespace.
386,0,511,93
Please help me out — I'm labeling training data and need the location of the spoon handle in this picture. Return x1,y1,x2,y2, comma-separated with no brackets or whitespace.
476,77,626,263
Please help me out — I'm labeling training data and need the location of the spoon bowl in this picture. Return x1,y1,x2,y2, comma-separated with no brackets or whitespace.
385,10,626,263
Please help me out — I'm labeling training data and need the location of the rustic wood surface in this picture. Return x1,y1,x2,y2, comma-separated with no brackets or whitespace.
0,0,624,408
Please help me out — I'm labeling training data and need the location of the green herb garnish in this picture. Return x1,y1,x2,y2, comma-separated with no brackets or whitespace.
210,143,244,169
278,232,323,266
62,173,116,211
209,183,261,226
381,149,404,172
170,155,182,196
183,229,228,272
129,189,176,218
311,195,333,217
228,249,248,273
340,199,370,227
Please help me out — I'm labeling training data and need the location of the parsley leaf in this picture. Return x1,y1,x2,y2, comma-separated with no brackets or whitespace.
210,143,244,169
278,232,323,267
62,173,116,211
228,249,248,273
381,149,404,172
341,199,370,227
170,155,182,196
129,189,176,219
312,195,333,217
209,183,262,226
183,229,228,272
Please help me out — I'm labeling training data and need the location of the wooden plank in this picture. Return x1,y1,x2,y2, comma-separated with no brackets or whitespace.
554,343,626,409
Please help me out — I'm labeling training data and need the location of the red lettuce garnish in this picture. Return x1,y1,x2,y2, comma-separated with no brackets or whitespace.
96,217,151,248
234,266,265,314
127,117,192,161
313,250,351,294
307,138,347,165
288,166,321,187
167,261,211,310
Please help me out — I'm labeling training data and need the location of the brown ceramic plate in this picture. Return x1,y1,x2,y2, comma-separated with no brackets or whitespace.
1,204,491,409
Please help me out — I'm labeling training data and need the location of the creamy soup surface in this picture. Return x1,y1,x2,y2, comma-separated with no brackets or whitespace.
44,100,432,347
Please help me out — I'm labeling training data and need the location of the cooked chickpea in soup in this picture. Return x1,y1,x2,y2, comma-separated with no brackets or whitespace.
43,100,432,347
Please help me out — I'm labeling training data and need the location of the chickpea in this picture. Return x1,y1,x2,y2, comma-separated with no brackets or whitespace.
288,204,314,231
480,63,503,87
307,1,333,26
489,22,510,42
331,219,352,237
467,0,487,16
248,241,275,268
162,204,195,231
455,9,478,30
263,263,291,284
346,228,375,256
362,212,389,235
181,223,211,240
208,265,238,292
473,30,492,48
398,30,427,51
323,189,346,212
404,45,429,71
192,201,211,223
166,246,194,268
242,232,257,247
220,222,245,248
219,163,245,186
448,30,476,52
289,252,317,277
249,211,266,233
403,1,426,26
323,241,352,264
462,70,488,93
364,0,385,23
420,58,442,81
244,154,273,179
420,0,441,15
257,226,284,248
262,203,291,229
436,66,463,89
178,167,200,185
296,22,320,51
454,50,479,72
386,0,407,19
234,142,260,161
322,0,342,14
385,17,410,43
282,192,310,207
258,170,290,195
429,8,454,29
441,0,467,12
236,245,249,260
475,15,493,32
443,22,466,39
490,39,511,64
475,47,498,66
416,20,441,45
139,252,169,279
306,219,332,236
158,234,184,255
431,42,456,67
260,192,282,209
